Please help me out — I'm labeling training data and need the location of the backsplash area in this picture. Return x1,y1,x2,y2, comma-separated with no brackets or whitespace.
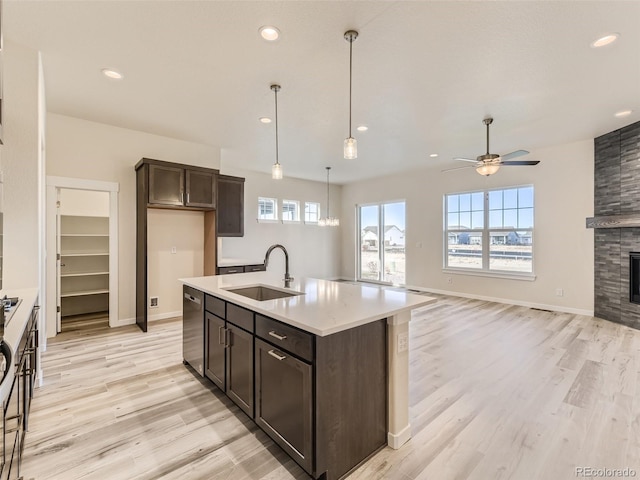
592,120,640,329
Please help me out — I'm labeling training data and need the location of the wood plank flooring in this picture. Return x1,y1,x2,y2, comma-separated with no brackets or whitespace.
21,295,640,480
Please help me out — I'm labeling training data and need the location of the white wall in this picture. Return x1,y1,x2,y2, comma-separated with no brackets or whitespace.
2,41,42,290
46,113,220,325
341,139,595,314
147,209,204,319
59,189,109,216
218,166,342,280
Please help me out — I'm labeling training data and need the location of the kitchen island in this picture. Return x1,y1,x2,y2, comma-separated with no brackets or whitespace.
180,272,435,480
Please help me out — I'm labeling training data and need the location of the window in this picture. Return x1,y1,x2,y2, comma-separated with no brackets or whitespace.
282,200,300,222
304,202,320,224
357,201,406,285
445,186,533,274
258,197,277,221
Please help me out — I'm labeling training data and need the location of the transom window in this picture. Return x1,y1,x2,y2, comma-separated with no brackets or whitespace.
304,202,320,224
258,197,277,221
444,186,534,274
282,200,300,222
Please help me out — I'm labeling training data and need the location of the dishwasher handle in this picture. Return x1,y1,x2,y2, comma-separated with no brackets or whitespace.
183,292,202,305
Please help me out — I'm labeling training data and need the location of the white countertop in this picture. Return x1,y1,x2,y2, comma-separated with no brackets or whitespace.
218,258,264,267
180,272,436,336
0,288,39,402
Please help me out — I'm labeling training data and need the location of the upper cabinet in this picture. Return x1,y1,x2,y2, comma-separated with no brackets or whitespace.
141,158,217,210
216,175,245,237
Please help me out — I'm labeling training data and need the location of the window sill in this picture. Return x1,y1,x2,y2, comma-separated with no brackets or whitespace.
257,218,279,224
442,268,536,281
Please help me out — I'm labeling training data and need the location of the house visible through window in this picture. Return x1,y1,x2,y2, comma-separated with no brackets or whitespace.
258,197,277,221
304,202,320,224
445,186,534,274
282,200,300,222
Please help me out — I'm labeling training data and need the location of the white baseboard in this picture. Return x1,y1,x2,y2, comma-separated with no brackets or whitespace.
387,424,412,449
404,284,594,317
110,310,182,328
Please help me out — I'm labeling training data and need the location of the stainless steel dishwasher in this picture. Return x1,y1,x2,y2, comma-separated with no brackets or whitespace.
183,285,204,376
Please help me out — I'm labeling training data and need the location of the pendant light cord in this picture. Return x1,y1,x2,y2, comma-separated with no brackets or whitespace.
348,37,353,138
326,167,331,218
274,87,280,165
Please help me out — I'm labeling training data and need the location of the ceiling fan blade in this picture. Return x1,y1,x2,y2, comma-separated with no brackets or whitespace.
442,165,476,173
501,150,529,161
500,160,540,166
453,157,478,163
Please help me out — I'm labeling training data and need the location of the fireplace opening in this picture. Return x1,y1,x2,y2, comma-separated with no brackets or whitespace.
630,252,640,304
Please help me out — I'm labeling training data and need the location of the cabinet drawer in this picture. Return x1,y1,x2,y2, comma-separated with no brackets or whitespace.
218,266,244,275
244,264,266,272
256,315,313,362
227,303,254,333
205,295,225,318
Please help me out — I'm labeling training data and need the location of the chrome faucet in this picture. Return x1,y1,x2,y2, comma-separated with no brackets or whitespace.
264,244,294,288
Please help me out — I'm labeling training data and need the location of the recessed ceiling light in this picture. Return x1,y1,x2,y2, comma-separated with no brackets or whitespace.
614,110,632,118
430,153,439,158
590,33,619,48
356,125,368,132
259,26,280,41
101,68,123,80
259,117,272,124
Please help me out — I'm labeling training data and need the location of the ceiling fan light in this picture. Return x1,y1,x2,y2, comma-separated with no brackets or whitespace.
476,164,500,176
272,162,283,180
344,137,357,159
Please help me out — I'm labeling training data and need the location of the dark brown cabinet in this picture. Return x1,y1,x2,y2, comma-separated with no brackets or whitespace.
216,175,244,237
255,338,313,472
204,298,254,417
2,304,39,480
195,290,387,480
148,162,215,209
218,264,265,275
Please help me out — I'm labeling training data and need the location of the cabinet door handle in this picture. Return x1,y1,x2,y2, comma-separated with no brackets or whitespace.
268,330,287,341
268,349,286,361
218,326,225,346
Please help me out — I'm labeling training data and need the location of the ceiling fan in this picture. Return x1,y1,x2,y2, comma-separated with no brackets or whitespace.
443,117,540,176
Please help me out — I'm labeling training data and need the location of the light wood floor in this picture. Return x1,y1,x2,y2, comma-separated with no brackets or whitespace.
22,295,640,480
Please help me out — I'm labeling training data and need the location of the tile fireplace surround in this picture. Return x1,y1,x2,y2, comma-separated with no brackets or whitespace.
588,120,640,329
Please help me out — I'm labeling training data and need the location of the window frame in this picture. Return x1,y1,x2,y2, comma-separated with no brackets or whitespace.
257,196,278,223
304,201,321,225
282,199,300,223
443,185,535,279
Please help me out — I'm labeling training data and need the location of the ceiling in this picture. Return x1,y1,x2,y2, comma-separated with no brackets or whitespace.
5,1,640,184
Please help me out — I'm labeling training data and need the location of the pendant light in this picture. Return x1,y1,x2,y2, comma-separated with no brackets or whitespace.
344,30,358,159
318,167,339,227
271,84,283,179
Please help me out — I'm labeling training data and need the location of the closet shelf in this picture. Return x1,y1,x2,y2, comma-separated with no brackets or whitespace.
61,289,109,298
61,271,109,278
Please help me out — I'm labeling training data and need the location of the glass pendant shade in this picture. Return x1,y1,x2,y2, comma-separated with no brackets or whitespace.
476,163,500,176
272,162,283,179
344,137,357,160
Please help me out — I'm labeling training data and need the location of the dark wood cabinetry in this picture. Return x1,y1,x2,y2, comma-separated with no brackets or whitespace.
255,337,313,472
218,264,265,275
216,175,244,237
2,304,39,480
147,161,216,209
197,290,387,480
204,298,254,417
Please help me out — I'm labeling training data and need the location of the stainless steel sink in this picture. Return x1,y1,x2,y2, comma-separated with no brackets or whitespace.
225,285,303,301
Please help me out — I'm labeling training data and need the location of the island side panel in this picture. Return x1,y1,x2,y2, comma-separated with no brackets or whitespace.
387,310,411,448
315,319,387,480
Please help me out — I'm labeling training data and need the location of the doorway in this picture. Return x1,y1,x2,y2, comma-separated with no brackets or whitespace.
357,201,406,285
45,177,119,337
